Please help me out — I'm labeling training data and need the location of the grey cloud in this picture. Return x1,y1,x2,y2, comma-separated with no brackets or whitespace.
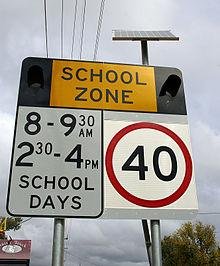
1,0,220,265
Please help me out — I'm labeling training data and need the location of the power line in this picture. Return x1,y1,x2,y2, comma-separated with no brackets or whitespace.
70,0,78,59
61,0,64,58
93,0,106,61
198,212,220,215
79,0,87,59
43,0,49,57
20,218,32,224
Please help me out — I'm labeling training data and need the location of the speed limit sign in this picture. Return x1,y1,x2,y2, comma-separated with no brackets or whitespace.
7,57,198,219
103,113,198,220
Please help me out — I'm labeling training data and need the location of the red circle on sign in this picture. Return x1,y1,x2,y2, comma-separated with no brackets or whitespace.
105,122,192,208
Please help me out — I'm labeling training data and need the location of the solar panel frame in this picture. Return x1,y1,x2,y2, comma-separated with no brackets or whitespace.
112,30,179,41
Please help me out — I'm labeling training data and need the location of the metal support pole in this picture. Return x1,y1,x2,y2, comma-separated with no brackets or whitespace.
141,41,149,65
150,220,162,266
142,220,152,266
141,40,152,266
141,40,162,266
52,218,65,266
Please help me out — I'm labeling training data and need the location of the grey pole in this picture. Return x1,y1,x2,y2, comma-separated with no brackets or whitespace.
141,40,152,266
52,218,65,266
141,40,162,266
141,41,149,65
151,220,162,266
142,220,152,266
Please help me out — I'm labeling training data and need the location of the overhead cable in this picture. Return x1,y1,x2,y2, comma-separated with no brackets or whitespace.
198,212,220,215
20,218,32,224
43,0,49,57
79,0,87,59
70,0,78,59
93,0,106,61
61,0,64,58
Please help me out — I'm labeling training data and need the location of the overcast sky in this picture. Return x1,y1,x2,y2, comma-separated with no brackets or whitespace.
0,0,220,265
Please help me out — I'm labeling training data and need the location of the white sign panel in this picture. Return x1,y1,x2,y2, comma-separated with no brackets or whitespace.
7,106,103,218
102,112,198,219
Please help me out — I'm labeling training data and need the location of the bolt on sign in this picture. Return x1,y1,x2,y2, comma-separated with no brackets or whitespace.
7,57,198,219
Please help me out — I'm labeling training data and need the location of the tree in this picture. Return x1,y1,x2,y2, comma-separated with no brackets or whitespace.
0,217,23,239
162,221,220,266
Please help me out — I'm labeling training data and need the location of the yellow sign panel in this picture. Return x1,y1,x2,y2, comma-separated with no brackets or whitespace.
50,60,157,112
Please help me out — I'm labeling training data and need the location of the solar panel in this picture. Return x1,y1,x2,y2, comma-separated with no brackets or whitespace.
112,30,179,41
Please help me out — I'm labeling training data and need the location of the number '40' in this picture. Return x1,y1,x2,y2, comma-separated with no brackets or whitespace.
122,145,177,182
